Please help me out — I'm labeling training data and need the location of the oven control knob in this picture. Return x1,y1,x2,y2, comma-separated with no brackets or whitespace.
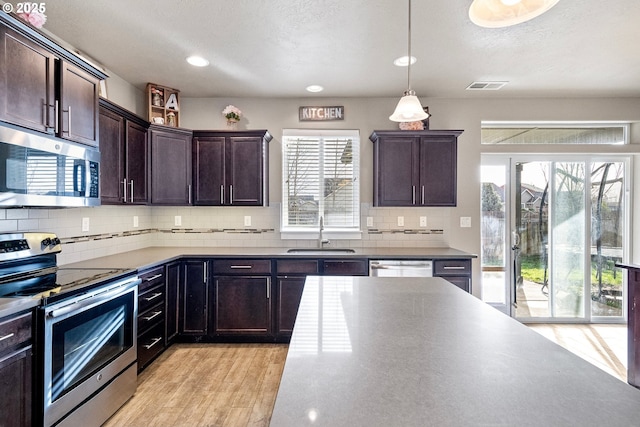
41,238,52,246
52,237,61,246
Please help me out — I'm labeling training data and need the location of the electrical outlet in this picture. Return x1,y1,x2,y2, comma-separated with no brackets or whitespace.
82,217,90,232
174,215,182,226
420,216,427,227
244,216,252,227
397,216,404,227
133,216,139,228
366,216,374,227
460,217,471,228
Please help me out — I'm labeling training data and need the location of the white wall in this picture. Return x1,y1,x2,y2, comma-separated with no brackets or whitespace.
2,68,640,296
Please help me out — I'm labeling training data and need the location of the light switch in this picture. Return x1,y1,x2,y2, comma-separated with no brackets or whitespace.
174,215,182,226
244,216,252,226
366,217,374,227
133,216,139,227
460,217,471,228
397,216,404,227
420,216,427,227
82,217,90,232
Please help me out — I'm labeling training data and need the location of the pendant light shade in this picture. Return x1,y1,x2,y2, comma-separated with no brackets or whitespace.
389,90,428,122
389,0,428,123
469,0,560,28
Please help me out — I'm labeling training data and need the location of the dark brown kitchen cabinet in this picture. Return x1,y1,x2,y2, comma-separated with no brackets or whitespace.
0,15,106,146
370,130,463,207
150,125,193,205
192,130,271,206
0,310,32,427
165,261,181,344
0,24,55,133
137,266,166,372
180,260,209,335
323,259,368,276
615,264,640,389
212,259,272,337
433,259,472,293
275,259,319,339
99,99,149,204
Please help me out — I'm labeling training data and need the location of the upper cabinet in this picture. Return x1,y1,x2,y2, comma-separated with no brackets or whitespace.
370,130,463,207
0,13,106,146
150,125,192,205
99,98,149,205
192,130,271,206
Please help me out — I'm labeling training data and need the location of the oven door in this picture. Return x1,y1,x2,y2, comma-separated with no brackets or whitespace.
42,277,139,427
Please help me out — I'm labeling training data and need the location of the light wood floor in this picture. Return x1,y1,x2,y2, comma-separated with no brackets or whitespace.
103,343,288,427
104,325,627,426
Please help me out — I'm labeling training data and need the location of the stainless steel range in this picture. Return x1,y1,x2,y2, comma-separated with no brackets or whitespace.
0,232,140,427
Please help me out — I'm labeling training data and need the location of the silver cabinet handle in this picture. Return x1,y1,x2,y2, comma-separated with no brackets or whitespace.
122,179,128,203
0,333,14,342
143,292,163,302
412,185,416,205
421,186,425,205
230,185,233,205
130,180,134,203
188,184,192,204
142,311,163,322
144,337,163,350
67,105,71,134
54,100,59,134
230,265,253,269
266,278,271,299
145,274,163,282
203,262,207,283
443,266,466,270
220,185,224,205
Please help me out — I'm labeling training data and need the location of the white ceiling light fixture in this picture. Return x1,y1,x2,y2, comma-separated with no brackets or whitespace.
393,55,417,67
306,85,324,93
186,55,209,67
469,0,560,28
389,0,429,123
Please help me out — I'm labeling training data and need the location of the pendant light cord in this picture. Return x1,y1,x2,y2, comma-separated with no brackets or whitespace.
407,0,412,92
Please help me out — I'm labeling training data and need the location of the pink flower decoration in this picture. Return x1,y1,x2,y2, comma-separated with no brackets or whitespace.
18,11,47,28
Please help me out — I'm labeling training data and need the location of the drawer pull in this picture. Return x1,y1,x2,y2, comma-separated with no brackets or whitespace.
0,333,15,342
230,265,253,269
143,337,163,350
142,311,163,322
442,266,466,270
143,292,163,302
144,274,163,282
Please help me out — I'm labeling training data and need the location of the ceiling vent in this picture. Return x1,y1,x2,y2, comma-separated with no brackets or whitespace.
466,81,508,90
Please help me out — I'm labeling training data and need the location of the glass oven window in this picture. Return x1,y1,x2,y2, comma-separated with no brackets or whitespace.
50,290,134,402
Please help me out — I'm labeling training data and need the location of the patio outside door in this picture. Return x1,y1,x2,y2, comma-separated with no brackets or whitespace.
481,158,626,321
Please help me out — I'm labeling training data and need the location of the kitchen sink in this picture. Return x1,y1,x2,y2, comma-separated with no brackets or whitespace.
286,248,356,254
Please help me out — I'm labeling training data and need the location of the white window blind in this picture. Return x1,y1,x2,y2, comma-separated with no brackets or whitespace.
282,129,360,231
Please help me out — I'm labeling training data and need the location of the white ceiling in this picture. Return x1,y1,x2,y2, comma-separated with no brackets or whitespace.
38,0,640,99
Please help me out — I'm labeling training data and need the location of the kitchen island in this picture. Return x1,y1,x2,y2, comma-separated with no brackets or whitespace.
271,276,640,426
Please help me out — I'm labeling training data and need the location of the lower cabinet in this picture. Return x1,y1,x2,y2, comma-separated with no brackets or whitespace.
165,261,181,344
180,260,209,336
0,310,32,427
137,266,166,372
433,259,472,293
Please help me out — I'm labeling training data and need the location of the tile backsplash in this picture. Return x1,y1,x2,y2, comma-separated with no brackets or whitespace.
0,203,451,265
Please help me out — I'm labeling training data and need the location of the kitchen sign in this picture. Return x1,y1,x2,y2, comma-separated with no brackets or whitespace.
299,106,344,121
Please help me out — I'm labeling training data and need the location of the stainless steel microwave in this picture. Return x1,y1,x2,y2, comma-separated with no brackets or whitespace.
0,123,100,207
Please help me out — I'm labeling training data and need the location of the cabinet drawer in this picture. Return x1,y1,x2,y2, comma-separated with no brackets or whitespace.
0,312,32,355
276,260,320,275
138,302,164,335
213,259,272,275
139,266,165,293
139,283,165,313
433,259,471,276
323,259,368,276
138,321,165,370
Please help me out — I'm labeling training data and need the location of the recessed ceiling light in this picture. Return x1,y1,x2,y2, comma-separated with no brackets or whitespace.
393,56,417,67
306,85,324,93
186,56,209,67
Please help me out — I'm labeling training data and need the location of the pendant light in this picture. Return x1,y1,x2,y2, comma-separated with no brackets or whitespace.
469,0,560,28
389,0,429,123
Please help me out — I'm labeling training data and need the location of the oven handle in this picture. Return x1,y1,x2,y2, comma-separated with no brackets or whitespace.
48,277,141,319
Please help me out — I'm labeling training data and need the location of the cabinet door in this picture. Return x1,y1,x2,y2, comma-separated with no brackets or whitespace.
0,25,55,134
180,260,208,335
214,276,271,335
277,276,306,337
193,136,225,205
98,106,125,204
0,346,32,427
419,136,457,206
628,270,640,388
59,60,99,146
150,128,192,205
374,136,419,206
228,136,265,205
165,261,180,343
126,121,148,204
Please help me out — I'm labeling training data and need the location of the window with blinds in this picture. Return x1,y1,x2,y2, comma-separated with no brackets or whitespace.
282,129,360,231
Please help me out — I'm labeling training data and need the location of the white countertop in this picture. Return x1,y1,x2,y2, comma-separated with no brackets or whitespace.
270,276,640,426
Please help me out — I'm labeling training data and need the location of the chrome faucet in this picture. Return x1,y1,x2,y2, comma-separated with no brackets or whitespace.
318,216,330,248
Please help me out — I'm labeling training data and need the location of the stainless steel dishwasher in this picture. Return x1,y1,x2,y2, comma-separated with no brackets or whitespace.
369,260,433,277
